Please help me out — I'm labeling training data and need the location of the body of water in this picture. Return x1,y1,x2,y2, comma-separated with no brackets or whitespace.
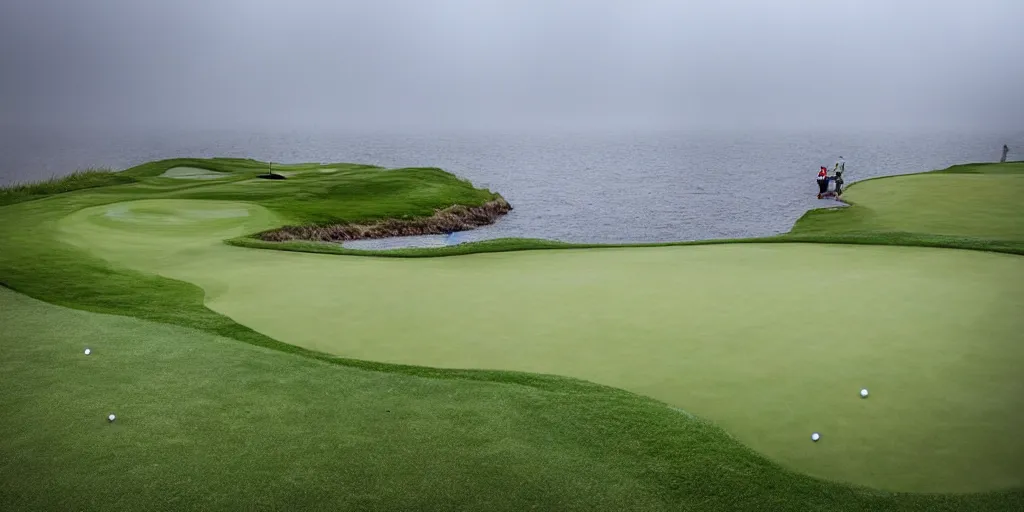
0,126,1018,246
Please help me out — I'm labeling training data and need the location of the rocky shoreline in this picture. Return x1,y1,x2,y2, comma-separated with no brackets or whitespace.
257,197,512,243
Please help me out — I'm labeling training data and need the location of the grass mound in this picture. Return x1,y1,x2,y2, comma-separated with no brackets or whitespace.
0,168,135,206
136,159,505,226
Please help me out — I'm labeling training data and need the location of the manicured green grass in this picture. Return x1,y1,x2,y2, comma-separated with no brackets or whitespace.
0,157,503,355
118,157,504,225
789,162,1024,243
53,198,1024,492
1,158,1022,509
7,287,1020,511
935,161,1024,175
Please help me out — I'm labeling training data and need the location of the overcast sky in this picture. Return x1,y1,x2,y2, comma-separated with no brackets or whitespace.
1,0,1022,132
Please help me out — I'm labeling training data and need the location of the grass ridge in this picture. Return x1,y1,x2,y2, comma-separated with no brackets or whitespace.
0,168,136,206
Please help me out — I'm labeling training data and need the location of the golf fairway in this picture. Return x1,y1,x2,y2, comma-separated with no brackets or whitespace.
56,198,1024,492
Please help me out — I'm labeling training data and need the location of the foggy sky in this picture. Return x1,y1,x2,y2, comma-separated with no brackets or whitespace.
2,0,1022,132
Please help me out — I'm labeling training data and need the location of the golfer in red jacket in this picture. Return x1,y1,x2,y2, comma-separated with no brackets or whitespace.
816,167,829,198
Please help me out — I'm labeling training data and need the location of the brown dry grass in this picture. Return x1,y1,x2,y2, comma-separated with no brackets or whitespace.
258,197,512,242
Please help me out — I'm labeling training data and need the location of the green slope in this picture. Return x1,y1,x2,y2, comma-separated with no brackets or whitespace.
790,161,1024,243
4,286,1023,511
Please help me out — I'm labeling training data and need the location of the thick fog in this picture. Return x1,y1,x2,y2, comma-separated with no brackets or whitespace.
2,0,1022,132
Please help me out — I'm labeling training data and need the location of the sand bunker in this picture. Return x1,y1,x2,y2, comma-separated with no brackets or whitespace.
160,167,232,180
101,201,251,225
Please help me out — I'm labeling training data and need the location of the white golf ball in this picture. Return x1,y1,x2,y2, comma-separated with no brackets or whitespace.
811,432,820,442
860,388,869,398
84,348,91,355
107,414,116,422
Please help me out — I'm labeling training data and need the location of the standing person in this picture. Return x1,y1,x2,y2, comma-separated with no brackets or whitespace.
833,156,846,175
833,156,846,196
1002,145,1009,163
816,166,829,198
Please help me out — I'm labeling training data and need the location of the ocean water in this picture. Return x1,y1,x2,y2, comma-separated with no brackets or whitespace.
0,126,1018,246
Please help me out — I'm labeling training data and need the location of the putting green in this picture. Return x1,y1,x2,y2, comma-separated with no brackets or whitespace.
0,286,680,510
796,171,1024,242
849,173,1024,239
57,198,1024,493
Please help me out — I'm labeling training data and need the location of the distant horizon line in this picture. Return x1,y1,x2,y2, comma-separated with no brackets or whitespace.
2,121,1021,136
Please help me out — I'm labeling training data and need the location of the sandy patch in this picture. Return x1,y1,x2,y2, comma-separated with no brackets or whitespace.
159,167,231,180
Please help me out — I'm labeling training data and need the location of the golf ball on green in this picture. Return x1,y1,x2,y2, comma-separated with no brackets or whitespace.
84,348,91,355
107,414,116,422
860,388,869,398
811,432,820,442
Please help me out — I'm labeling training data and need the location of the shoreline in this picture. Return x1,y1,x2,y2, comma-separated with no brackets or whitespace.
343,195,853,251
256,196,512,243
231,160,1023,258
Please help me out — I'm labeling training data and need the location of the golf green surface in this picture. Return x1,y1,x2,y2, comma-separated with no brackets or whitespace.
2,158,1023,509
55,197,1024,493
790,162,1024,244
842,174,1023,239
0,286,689,510
10,285,1018,511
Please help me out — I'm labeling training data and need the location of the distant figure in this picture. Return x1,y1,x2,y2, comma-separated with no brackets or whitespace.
832,156,846,196
1001,144,1009,163
816,166,830,198
833,156,846,175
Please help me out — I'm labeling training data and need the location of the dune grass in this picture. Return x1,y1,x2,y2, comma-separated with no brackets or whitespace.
1,158,1022,509
0,168,136,206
